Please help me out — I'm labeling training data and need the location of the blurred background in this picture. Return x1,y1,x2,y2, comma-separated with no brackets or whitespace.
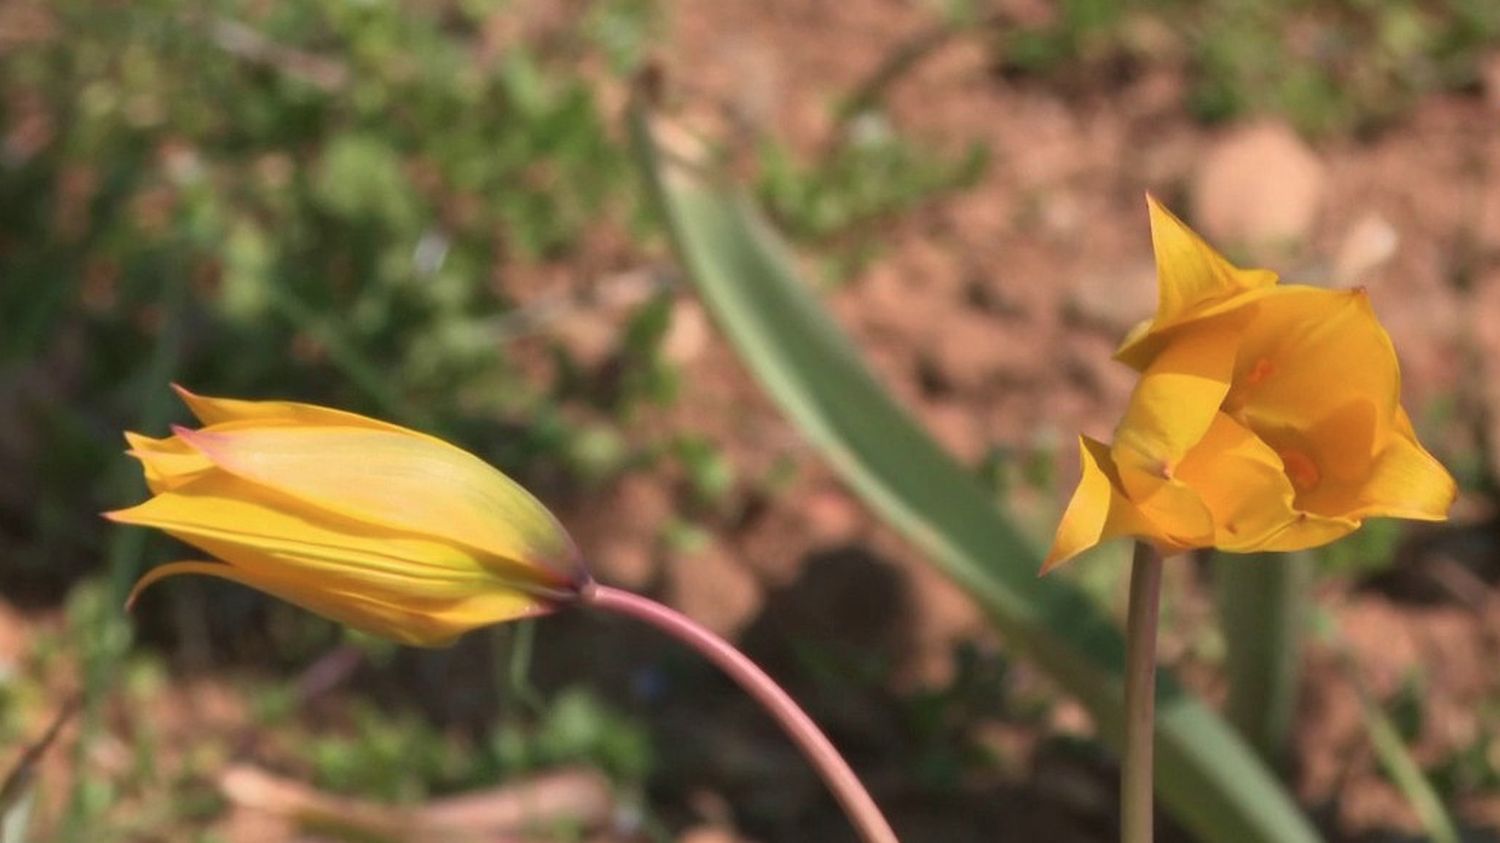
4,1,1500,840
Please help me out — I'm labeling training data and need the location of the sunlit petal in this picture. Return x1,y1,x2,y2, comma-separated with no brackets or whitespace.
1042,436,1155,574
106,471,556,592
1345,409,1457,521
110,389,586,646
127,560,548,647
1115,197,1278,368
124,431,215,493
1112,311,1244,504
174,425,580,582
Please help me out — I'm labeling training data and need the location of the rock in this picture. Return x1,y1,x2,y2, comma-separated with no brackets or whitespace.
552,310,617,369
800,486,863,544
667,542,762,639
1192,121,1327,250
662,299,710,365
592,538,656,590
1333,212,1399,285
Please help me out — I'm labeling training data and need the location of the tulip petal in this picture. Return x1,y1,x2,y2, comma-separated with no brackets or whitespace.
1042,436,1155,574
127,560,548,647
174,385,417,437
124,431,214,493
1225,287,1400,452
1345,409,1456,521
106,471,555,593
1172,412,1352,550
1112,311,1244,507
1115,198,1278,368
1147,195,1278,324
172,425,580,582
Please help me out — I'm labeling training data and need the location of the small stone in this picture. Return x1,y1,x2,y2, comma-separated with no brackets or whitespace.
1192,121,1327,249
1333,212,1399,285
552,310,617,369
801,487,863,543
667,542,762,639
592,538,656,590
662,299,710,365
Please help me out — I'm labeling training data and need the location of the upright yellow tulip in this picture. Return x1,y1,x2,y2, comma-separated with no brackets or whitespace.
1044,197,1455,573
109,386,584,646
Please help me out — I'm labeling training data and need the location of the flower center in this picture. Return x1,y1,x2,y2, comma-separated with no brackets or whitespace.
1278,448,1321,492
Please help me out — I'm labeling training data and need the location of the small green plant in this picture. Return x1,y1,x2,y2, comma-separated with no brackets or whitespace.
993,0,1500,135
757,117,986,281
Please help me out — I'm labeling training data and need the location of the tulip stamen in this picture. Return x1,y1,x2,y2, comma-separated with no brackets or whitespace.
1245,357,1276,386
1278,448,1321,492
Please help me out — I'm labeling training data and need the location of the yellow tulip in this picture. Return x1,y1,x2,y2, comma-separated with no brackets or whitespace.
1044,197,1455,573
109,386,584,646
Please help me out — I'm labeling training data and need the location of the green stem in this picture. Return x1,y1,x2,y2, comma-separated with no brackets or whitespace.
1123,542,1164,843
579,583,898,843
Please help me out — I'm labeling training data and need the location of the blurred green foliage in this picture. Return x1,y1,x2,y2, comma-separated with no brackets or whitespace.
1,0,647,600
758,117,987,282
997,0,1500,135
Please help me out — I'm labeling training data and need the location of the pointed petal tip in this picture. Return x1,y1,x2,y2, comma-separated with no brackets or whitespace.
169,424,214,450
1037,554,1070,577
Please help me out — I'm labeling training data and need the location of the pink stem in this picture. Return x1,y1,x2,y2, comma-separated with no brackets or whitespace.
579,583,899,843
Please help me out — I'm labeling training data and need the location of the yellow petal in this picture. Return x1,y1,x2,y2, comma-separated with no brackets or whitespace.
105,471,557,593
124,431,214,493
1112,311,1244,510
1148,196,1277,321
1042,436,1156,574
173,425,579,581
1172,412,1353,551
1224,287,1399,454
127,560,548,647
1252,512,1363,553
1115,197,1278,368
1344,408,1456,521
174,384,417,436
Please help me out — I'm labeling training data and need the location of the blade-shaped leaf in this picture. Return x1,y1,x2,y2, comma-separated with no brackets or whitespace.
1215,551,1308,768
633,109,1324,843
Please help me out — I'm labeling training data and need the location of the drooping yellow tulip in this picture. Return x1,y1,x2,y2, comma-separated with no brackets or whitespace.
1043,197,1455,573
109,386,585,646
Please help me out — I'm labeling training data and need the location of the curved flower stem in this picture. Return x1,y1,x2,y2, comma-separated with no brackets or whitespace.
1122,542,1164,843
579,582,899,843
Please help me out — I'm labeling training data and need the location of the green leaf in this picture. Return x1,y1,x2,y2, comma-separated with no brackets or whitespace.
1318,614,1461,843
633,109,1324,843
1214,551,1308,768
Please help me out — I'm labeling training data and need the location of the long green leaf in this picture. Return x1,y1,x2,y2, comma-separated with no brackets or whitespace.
633,110,1324,843
1215,551,1308,768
